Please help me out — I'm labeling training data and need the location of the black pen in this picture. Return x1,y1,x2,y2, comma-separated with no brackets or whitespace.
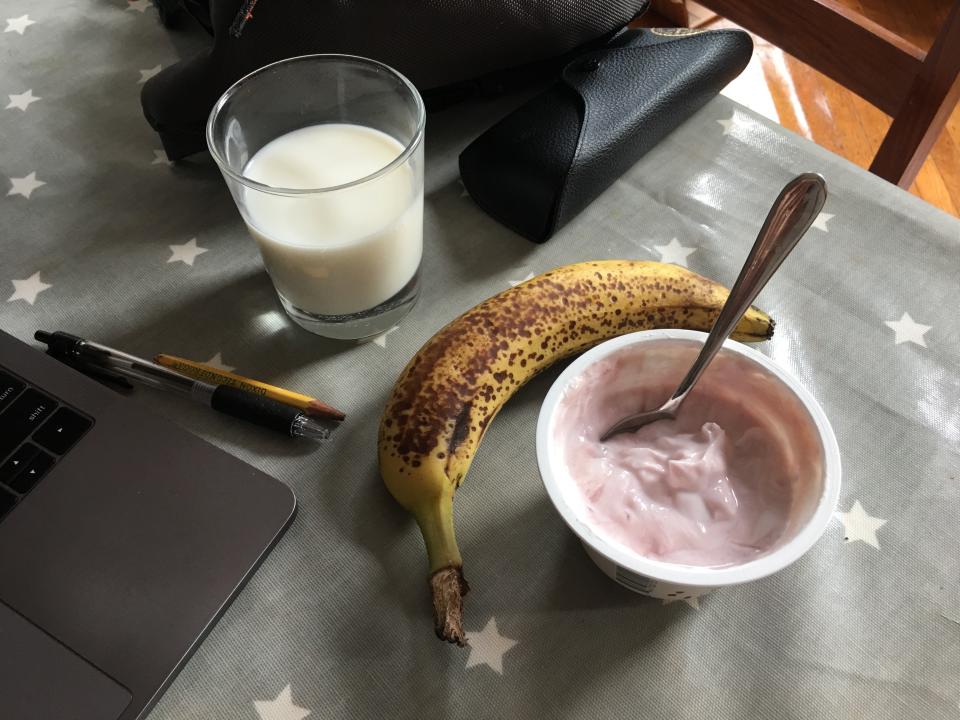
35,331,329,441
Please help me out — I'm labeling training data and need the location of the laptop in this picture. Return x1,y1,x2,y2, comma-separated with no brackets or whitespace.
0,330,297,720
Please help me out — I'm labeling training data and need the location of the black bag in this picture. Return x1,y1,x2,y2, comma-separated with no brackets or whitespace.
141,0,650,159
458,28,753,242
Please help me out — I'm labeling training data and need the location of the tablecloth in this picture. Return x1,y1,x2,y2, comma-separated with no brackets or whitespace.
2,3,959,719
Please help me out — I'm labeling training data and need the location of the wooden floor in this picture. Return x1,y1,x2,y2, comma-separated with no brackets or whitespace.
640,1,960,217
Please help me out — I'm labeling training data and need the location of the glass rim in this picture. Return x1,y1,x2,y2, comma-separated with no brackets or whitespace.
205,53,426,197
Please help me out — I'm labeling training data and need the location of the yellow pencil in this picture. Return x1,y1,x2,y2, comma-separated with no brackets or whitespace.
154,354,345,421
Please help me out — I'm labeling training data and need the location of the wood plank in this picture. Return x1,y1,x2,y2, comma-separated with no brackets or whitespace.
869,1,960,186
695,0,925,115
790,56,847,154
933,95,960,212
911,158,958,216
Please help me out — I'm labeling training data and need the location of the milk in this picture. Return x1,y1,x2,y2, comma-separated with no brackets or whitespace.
241,123,423,317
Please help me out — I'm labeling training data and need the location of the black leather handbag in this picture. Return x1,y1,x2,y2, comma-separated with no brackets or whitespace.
142,0,649,159
459,28,752,242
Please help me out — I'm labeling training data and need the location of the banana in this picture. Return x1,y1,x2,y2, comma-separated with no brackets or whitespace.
378,260,773,645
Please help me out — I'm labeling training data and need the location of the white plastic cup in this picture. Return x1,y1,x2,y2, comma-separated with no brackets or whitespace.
536,329,841,604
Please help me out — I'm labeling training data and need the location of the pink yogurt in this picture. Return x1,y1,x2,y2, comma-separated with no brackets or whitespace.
552,339,822,568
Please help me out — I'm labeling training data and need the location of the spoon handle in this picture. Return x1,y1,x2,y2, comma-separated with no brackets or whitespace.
664,173,828,411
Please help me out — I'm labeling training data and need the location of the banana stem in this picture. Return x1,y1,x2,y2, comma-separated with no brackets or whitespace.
429,566,469,646
415,498,469,645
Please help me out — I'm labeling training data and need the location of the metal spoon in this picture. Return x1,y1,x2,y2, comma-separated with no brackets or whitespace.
600,173,828,442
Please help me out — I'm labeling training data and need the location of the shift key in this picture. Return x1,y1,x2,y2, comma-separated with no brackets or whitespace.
0,388,57,458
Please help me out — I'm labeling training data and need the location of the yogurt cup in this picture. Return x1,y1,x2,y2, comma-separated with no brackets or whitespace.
536,329,841,603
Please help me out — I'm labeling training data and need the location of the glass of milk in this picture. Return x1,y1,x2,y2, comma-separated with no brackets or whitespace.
206,55,425,339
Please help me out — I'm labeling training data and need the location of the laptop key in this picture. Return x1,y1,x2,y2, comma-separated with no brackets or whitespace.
9,449,54,494
0,369,25,413
34,407,92,455
0,388,56,459
0,485,16,518
0,443,41,485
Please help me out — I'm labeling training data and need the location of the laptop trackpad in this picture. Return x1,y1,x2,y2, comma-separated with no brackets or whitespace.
0,601,132,720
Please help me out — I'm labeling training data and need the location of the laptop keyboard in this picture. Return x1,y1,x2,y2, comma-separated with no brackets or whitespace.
0,367,92,520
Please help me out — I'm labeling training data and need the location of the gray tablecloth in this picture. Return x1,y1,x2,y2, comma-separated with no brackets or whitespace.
3,4,959,720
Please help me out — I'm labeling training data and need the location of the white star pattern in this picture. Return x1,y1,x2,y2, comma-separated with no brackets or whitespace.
127,0,152,11
465,617,518,675
884,312,931,347
138,65,161,84
167,238,208,266
253,684,310,720
7,171,45,199
151,149,173,166
6,89,41,112
717,117,734,135
508,271,534,287
371,326,399,348
7,272,52,305
660,587,711,609
811,212,834,232
205,352,235,372
4,14,36,34
653,238,696,267
835,500,886,549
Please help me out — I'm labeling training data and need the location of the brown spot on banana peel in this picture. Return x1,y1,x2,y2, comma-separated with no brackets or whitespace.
448,402,472,458
377,260,775,644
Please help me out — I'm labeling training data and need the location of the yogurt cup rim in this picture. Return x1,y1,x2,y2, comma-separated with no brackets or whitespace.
535,328,842,588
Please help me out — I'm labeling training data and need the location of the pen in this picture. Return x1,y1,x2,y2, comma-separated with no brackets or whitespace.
153,354,345,421
41,346,135,392
35,331,329,441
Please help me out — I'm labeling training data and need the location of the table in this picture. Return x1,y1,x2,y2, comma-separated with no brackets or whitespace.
2,4,959,719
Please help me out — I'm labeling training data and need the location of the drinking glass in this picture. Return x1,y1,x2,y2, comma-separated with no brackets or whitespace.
207,54,425,339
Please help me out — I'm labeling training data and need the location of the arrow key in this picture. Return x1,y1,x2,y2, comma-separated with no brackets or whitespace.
33,407,92,455
0,443,41,487
8,449,54,495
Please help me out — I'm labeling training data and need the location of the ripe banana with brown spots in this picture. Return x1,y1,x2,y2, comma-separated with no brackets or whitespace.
377,260,774,645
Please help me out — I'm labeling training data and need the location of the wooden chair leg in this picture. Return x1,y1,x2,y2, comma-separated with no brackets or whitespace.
869,1,960,188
